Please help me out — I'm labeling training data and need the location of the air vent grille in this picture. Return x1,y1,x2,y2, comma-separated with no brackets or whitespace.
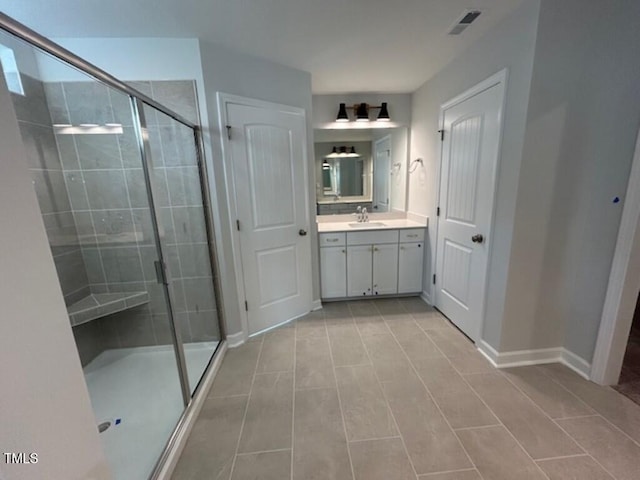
448,10,482,35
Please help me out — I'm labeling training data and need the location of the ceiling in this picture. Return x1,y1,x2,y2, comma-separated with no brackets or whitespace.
0,0,524,93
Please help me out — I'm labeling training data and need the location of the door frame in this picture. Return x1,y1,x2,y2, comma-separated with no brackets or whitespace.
591,127,640,385
432,69,508,342
216,92,310,341
373,134,392,211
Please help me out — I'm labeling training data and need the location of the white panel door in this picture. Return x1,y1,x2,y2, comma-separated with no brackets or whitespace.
347,245,373,297
227,101,311,334
435,79,504,341
373,243,398,295
320,246,347,299
373,135,391,212
398,242,424,294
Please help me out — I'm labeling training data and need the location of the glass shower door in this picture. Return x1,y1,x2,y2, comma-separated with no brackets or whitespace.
142,104,222,394
0,31,190,480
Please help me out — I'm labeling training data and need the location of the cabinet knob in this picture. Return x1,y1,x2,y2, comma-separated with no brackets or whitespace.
341,249,345,253
374,247,379,252
400,246,404,250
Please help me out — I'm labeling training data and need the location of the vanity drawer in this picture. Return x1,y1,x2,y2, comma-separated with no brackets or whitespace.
319,232,346,247
399,228,425,243
347,229,399,246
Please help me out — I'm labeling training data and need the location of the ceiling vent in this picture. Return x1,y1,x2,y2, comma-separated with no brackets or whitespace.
447,10,482,35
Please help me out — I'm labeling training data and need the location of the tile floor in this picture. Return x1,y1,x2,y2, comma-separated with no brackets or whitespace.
172,298,640,480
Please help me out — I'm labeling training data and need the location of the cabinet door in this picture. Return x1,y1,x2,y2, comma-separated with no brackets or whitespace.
373,243,399,295
398,242,424,294
347,245,373,297
320,246,347,299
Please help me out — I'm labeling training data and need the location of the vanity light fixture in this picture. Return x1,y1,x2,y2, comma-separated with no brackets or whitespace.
335,102,391,122
327,145,360,158
355,103,369,122
336,103,349,122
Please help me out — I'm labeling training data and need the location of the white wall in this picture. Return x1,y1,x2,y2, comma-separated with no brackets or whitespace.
198,40,316,338
0,66,110,480
502,0,640,359
408,0,540,343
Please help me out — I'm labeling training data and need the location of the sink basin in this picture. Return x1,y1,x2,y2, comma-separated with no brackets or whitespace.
348,222,386,229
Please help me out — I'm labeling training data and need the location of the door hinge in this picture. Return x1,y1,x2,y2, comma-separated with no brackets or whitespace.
436,207,440,217
244,300,248,311
433,274,436,285
226,125,232,140
438,129,445,141
236,219,240,231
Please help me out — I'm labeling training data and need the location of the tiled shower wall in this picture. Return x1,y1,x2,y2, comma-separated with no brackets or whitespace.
13,75,219,366
12,75,91,306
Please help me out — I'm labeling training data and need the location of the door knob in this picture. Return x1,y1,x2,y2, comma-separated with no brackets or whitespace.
471,234,484,243
299,229,307,236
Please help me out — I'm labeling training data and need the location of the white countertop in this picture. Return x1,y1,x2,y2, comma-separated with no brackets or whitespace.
317,218,427,233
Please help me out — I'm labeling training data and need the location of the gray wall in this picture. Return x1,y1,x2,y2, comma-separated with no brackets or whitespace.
501,0,640,359
198,40,316,338
408,0,540,348
12,74,90,306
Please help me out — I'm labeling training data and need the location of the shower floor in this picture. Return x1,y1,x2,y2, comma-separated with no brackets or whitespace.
84,341,218,480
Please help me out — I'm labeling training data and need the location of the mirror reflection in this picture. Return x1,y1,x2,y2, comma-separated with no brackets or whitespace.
315,128,408,215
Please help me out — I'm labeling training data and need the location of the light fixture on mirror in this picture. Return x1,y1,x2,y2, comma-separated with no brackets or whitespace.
336,102,390,122
326,145,359,158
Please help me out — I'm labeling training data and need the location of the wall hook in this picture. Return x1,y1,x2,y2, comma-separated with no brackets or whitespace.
409,158,423,173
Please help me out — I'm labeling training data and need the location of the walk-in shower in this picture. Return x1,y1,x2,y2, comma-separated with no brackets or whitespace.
0,15,225,480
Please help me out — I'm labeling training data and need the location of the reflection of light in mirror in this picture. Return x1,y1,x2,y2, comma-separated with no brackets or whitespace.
54,123,123,135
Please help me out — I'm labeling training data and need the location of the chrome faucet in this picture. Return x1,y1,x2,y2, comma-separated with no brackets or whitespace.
354,206,369,223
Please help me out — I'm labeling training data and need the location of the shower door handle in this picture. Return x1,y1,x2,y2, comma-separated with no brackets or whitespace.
154,260,169,285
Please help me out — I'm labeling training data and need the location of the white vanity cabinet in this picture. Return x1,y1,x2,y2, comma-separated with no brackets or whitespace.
319,233,347,298
319,226,425,300
372,243,400,295
346,244,374,296
398,229,425,294
347,229,399,297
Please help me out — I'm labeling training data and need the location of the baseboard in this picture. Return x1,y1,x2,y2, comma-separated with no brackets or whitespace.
420,290,432,306
477,341,592,377
311,299,323,311
477,341,562,368
561,349,592,379
226,331,246,348
155,341,228,480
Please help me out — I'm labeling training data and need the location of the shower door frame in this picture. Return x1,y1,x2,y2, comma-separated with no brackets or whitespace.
0,12,227,480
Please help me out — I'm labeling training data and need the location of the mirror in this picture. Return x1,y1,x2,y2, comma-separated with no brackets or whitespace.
315,127,408,215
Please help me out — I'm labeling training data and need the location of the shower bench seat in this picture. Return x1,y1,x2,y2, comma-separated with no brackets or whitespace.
68,292,149,327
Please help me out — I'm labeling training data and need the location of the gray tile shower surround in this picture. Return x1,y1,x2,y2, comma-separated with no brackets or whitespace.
14,74,218,365
173,297,640,480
